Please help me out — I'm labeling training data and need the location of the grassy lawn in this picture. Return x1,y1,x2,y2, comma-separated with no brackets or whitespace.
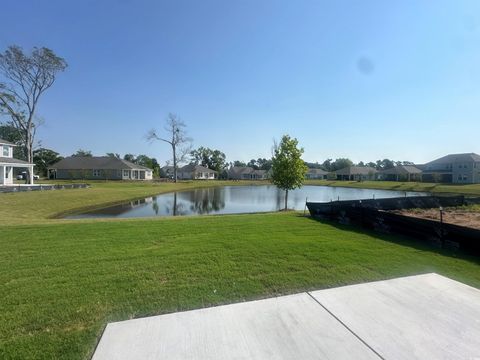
1,212,480,359
2,180,480,359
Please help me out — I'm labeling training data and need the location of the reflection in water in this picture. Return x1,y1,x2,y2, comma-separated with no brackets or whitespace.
66,185,427,219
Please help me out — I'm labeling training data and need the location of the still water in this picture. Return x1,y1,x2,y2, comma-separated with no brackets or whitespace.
66,185,427,219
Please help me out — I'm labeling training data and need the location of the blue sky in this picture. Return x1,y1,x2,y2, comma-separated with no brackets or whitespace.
1,0,480,165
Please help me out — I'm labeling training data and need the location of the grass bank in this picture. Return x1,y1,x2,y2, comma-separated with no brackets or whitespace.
305,180,480,196
1,212,479,359
0,180,263,225
2,179,479,225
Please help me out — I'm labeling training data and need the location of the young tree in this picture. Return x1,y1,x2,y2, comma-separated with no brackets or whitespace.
271,135,308,210
0,46,67,183
147,113,192,182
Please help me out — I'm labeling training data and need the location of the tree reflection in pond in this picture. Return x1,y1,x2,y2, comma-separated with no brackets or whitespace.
66,185,427,219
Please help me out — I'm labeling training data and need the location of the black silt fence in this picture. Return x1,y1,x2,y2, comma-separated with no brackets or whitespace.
307,195,480,256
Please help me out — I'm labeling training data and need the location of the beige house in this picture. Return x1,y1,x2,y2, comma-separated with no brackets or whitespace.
333,166,377,181
0,138,34,185
305,168,328,180
49,156,153,180
178,164,217,180
376,165,422,182
228,166,268,180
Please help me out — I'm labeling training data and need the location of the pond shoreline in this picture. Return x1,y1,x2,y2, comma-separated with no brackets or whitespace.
64,184,428,220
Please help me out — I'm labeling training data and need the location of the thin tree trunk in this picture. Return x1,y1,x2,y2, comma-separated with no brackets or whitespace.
285,189,288,210
172,143,177,183
25,129,33,184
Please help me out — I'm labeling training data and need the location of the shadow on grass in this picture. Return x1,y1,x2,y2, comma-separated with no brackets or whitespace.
300,213,480,266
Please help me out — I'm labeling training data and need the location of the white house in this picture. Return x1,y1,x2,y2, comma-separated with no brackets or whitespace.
0,138,34,185
178,164,217,180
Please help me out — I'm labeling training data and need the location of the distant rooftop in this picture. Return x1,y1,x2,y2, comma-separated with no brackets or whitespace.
426,153,480,165
49,156,152,170
334,166,377,175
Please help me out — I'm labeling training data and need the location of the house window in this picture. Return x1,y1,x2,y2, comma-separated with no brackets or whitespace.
123,170,129,177
93,169,101,177
2,145,9,157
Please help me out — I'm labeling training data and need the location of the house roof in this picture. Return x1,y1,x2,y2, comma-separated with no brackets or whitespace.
180,164,218,173
229,166,254,174
426,153,480,165
334,166,377,175
307,168,328,175
253,169,267,175
379,165,422,175
49,156,152,171
228,167,267,176
0,156,32,165
0,138,16,146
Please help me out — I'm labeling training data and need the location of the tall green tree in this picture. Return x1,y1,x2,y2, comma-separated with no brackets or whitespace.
190,146,227,173
136,154,160,177
123,154,136,163
33,148,62,177
0,46,67,183
331,158,353,171
106,152,120,158
72,149,92,157
271,135,308,210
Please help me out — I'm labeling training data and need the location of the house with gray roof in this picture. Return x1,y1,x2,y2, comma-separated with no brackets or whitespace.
48,156,153,180
178,164,217,180
0,138,35,185
377,165,422,182
333,166,377,181
422,153,480,183
160,165,175,179
305,168,328,180
227,166,268,180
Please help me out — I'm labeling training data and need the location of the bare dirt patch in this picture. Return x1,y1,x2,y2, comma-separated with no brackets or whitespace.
391,208,480,230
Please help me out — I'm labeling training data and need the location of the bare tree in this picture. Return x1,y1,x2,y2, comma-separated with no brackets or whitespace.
147,113,192,182
0,46,67,183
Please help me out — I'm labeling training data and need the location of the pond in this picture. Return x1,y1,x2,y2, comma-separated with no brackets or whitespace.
65,185,428,219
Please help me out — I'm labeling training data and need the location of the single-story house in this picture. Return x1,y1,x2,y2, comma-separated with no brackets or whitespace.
160,166,174,178
305,168,328,180
0,138,35,185
228,166,268,180
48,156,153,180
177,164,217,180
421,153,480,184
333,166,377,181
376,165,423,182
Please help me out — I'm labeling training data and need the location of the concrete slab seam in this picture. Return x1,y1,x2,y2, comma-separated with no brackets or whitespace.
306,291,386,360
